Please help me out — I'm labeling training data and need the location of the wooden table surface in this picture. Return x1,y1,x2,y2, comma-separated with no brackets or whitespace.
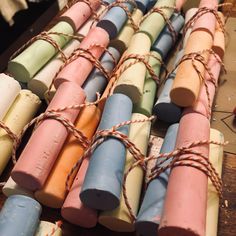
0,2,236,235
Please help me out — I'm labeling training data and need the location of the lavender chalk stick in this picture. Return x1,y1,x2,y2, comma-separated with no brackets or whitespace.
80,94,133,210
0,195,41,236
97,2,134,39
135,123,179,236
82,46,121,102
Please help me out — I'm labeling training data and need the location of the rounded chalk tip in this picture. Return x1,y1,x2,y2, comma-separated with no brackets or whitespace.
135,221,158,236
153,103,182,123
158,226,198,236
8,61,31,83
28,79,48,99
97,21,118,40
80,189,120,211
113,84,142,104
61,207,97,228
170,87,196,107
11,171,44,191
34,191,63,209
98,215,135,232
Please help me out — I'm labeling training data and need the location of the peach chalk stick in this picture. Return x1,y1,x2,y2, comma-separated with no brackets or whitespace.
182,8,198,49
170,0,218,107
0,90,41,175
159,112,210,236
54,27,110,88
11,82,86,191
110,8,143,54
99,113,151,232
0,73,21,120
59,0,100,32
34,105,101,208
113,32,152,103
2,177,34,198
61,158,97,228
206,129,224,236
35,221,62,236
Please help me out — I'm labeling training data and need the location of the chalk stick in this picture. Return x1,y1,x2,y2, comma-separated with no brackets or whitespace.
133,51,161,116
59,0,100,32
80,94,133,210
34,105,101,208
0,195,41,236
139,0,175,44
28,39,81,99
159,112,210,236
54,27,110,88
11,82,86,191
170,0,218,107
2,177,34,198
206,129,224,236
35,221,62,236
151,13,184,59
99,113,151,232
147,0,157,11
110,8,143,54
135,123,179,236
113,32,151,103
8,21,74,83
97,2,134,39
182,8,198,49
61,158,97,228
0,73,21,120
83,46,121,102
0,90,41,175
135,0,150,13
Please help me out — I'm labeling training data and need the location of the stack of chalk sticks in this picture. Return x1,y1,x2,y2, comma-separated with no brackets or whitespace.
0,0,227,235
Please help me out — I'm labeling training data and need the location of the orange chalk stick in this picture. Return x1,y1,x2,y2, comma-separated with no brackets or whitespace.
34,105,101,208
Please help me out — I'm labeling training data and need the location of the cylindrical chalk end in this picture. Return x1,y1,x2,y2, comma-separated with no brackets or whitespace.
98,215,135,232
28,79,48,99
153,103,182,123
97,21,118,40
80,189,120,211
61,207,97,228
135,221,157,236
114,83,142,104
8,62,31,83
170,86,197,107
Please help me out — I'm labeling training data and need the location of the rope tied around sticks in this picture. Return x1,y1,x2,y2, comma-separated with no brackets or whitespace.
104,52,168,98
139,6,178,43
10,93,102,164
182,6,225,40
46,220,63,236
64,113,227,222
45,43,117,103
166,49,226,119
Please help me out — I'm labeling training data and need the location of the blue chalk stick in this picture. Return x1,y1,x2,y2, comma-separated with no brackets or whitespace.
135,123,179,236
0,195,41,236
83,46,121,102
97,3,134,39
135,0,150,13
152,13,184,59
80,93,133,210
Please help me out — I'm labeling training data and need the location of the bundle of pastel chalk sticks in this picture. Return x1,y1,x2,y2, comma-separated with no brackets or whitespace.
0,0,227,235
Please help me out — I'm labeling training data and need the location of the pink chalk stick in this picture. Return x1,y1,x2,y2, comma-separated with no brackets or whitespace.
11,82,86,191
61,159,97,228
175,0,187,11
192,0,218,37
54,27,110,88
59,0,100,32
159,112,210,236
